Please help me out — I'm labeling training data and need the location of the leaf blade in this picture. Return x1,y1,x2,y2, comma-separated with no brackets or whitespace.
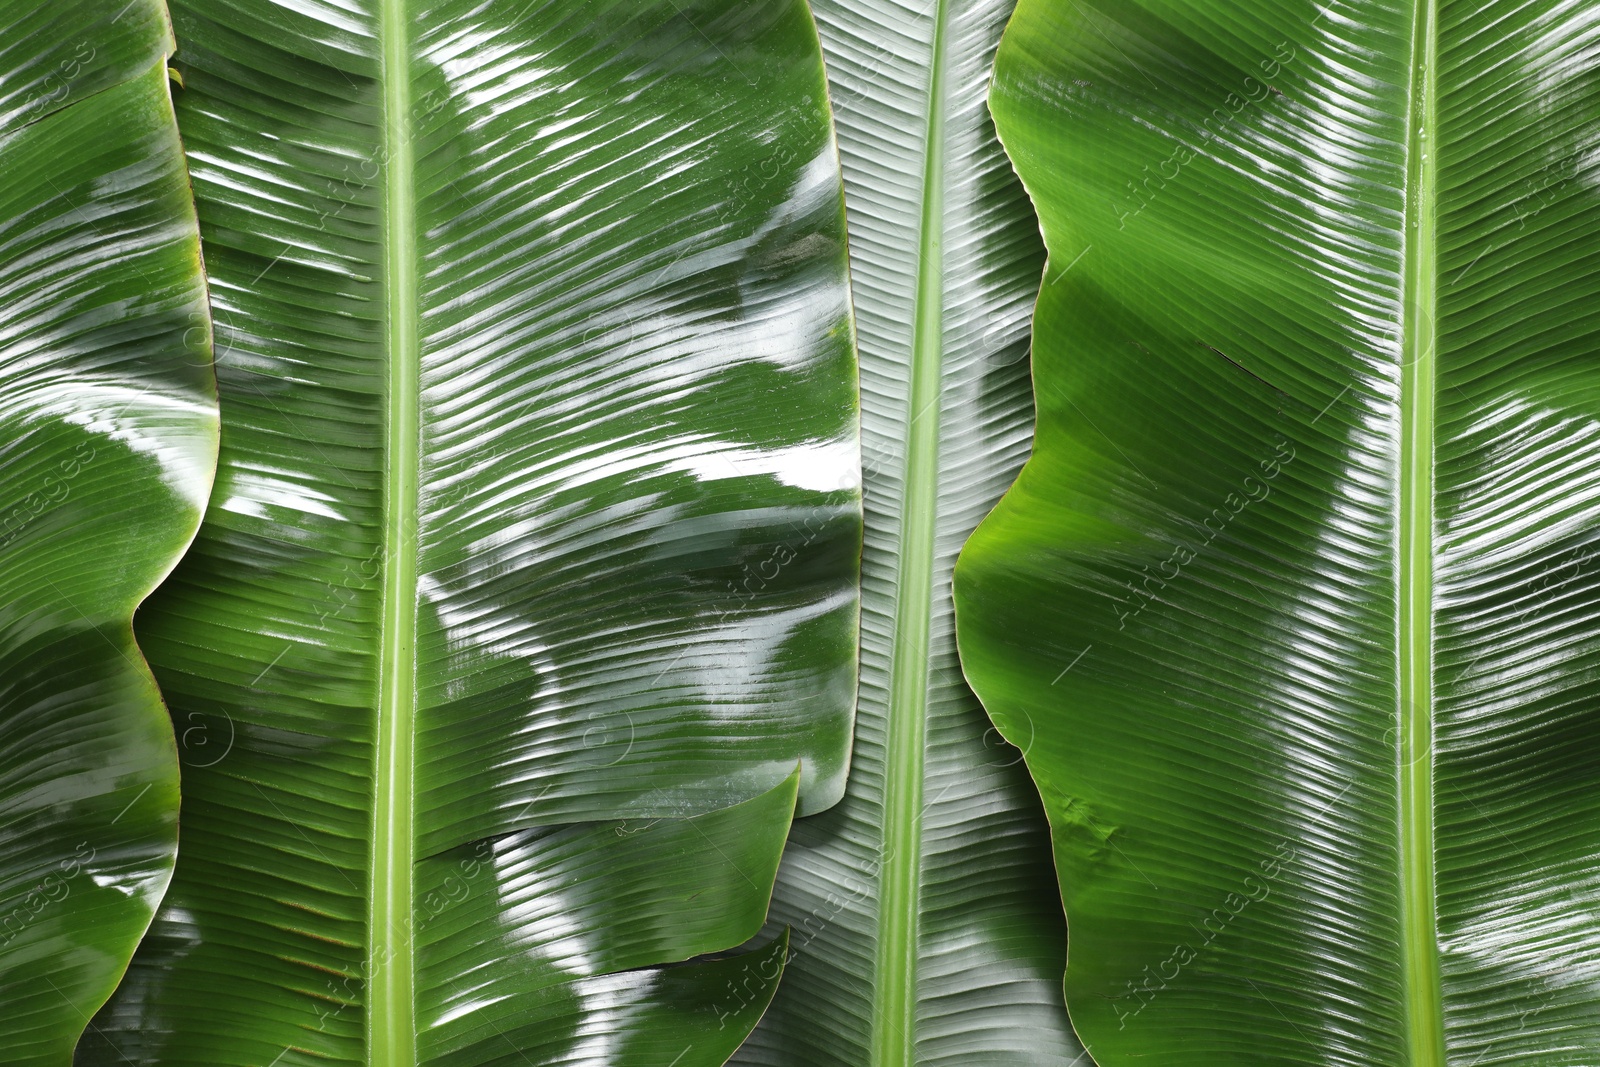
734,1,1083,1063
84,2,859,1063
958,0,1600,1062
0,3,215,1060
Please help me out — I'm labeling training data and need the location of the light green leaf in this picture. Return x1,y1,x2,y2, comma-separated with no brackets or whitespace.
80,1,860,1063
0,2,215,1062
958,0,1600,1063
734,1,1083,1064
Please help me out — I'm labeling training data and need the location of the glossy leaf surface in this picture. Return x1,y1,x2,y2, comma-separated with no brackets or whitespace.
734,1,1082,1064
82,1,859,1063
0,2,215,1062
957,0,1600,1063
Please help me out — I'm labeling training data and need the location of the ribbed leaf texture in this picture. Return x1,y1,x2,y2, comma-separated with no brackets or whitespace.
733,1,1083,1064
957,0,1600,1063
0,2,215,1062
79,1,860,1064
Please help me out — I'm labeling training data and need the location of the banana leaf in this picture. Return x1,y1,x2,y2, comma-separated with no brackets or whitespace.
0,2,215,1063
957,0,1600,1063
733,1,1083,1063
80,1,860,1063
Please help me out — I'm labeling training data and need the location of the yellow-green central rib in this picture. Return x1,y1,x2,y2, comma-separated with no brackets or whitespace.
871,1,949,1063
1398,0,1443,1062
370,0,419,1060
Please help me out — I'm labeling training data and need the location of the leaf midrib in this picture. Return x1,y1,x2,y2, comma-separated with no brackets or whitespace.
1398,0,1443,1062
870,0,950,1062
370,0,420,1059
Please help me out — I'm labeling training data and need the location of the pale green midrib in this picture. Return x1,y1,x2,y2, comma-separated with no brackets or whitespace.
369,0,419,1061
1397,0,1443,1063
869,3,950,1065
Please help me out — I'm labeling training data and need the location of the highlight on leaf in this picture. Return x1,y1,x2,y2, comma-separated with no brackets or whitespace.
0,1,216,1062
77,1,861,1064
957,0,1600,1064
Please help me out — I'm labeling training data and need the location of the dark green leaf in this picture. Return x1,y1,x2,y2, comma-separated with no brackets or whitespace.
0,0,176,135
0,2,214,1062
958,0,1600,1063
81,1,859,1063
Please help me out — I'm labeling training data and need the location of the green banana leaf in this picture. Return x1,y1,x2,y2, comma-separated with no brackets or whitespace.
79,1,860,1063
957,0,1600,1063
0,2,215,1062
733,1,1083,1063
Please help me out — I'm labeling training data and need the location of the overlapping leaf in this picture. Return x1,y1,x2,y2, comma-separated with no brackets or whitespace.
0,1,215,1061
958,0,1600,1063
80,1,859,1063
734,1,1082,1064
